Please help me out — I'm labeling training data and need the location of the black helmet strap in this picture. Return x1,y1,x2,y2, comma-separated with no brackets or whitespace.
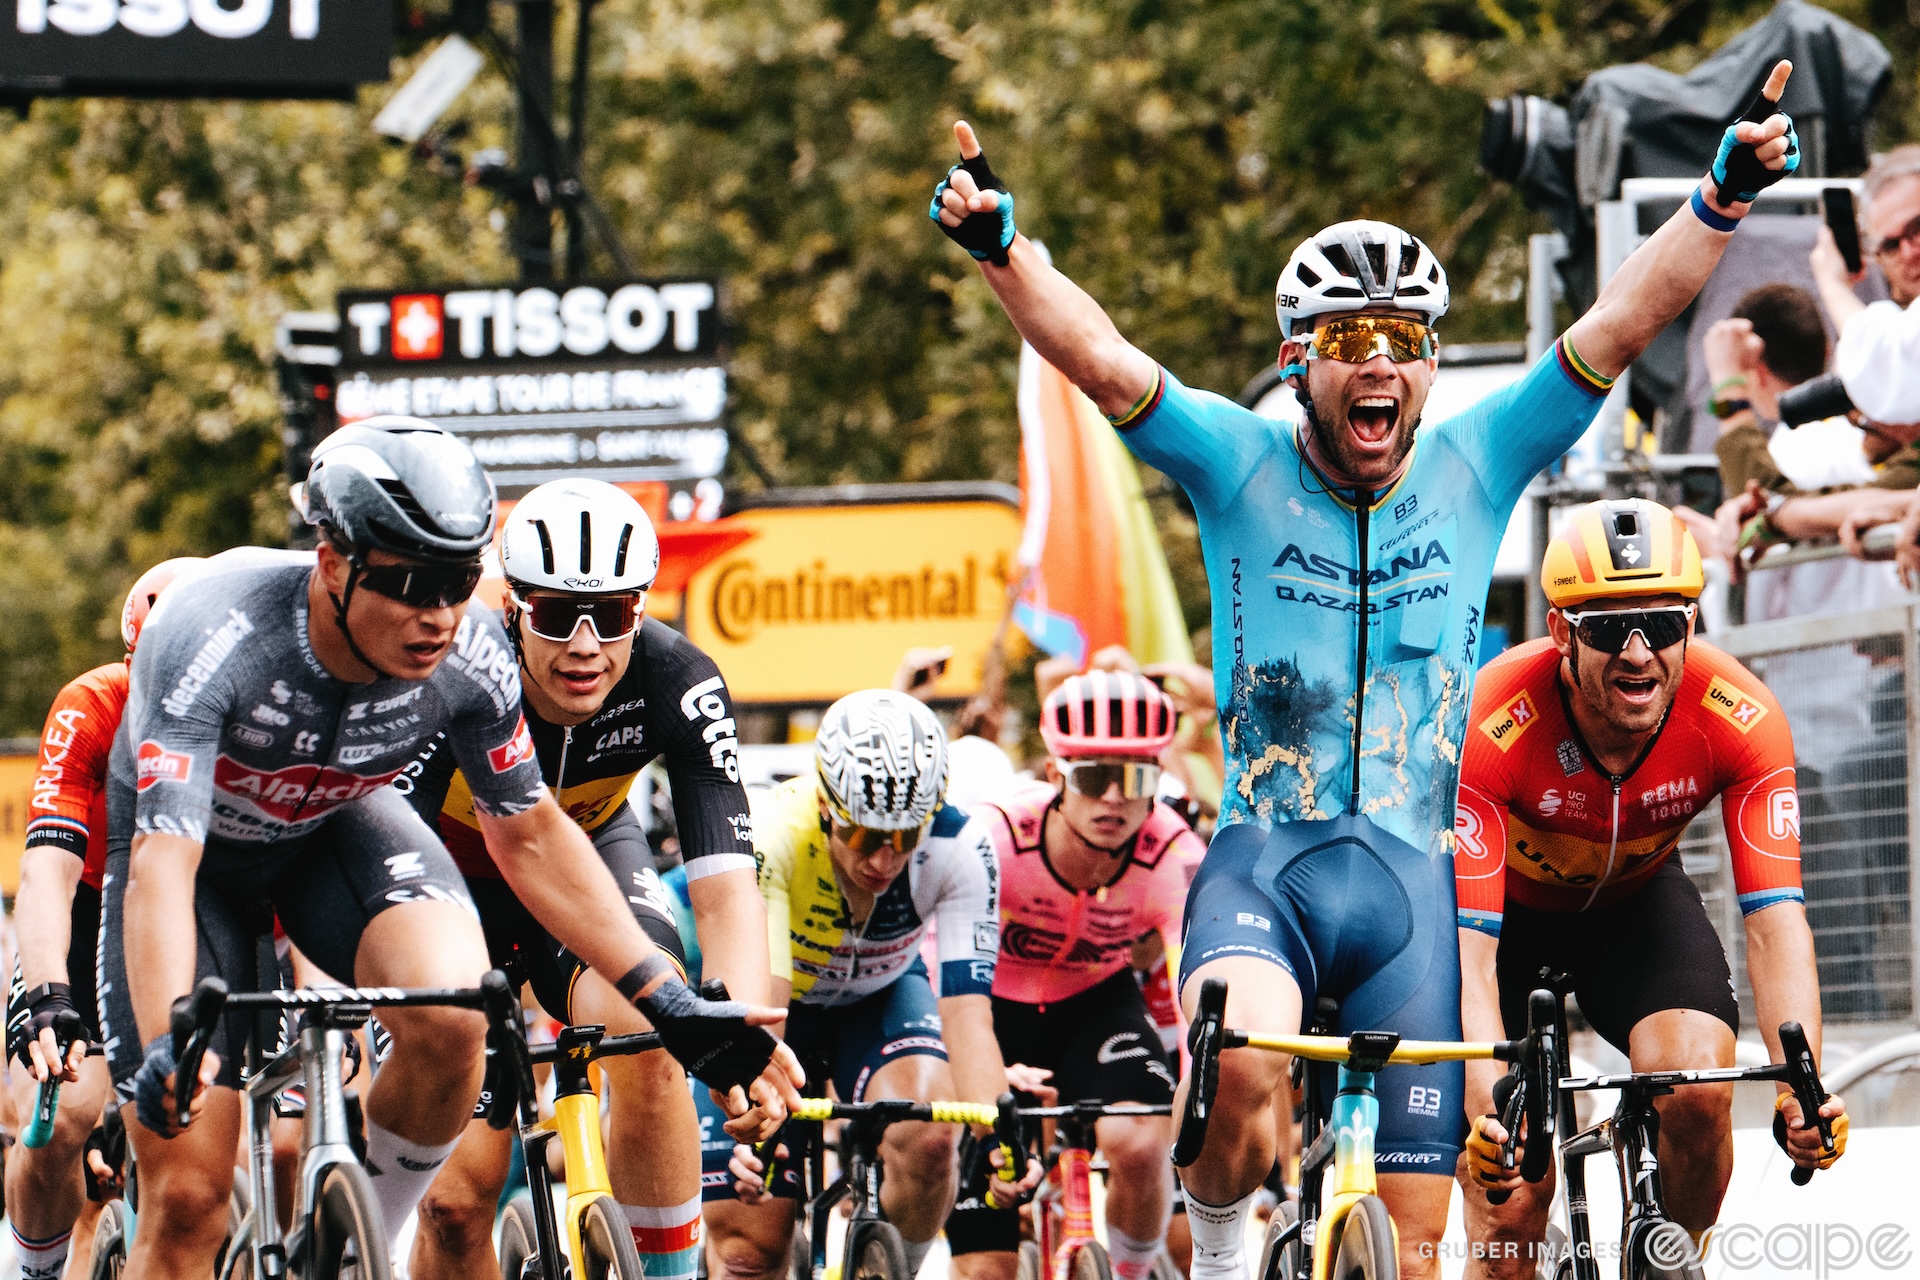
328,560,404,683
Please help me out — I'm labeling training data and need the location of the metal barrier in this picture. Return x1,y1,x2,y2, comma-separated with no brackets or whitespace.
1681,605,1918,1027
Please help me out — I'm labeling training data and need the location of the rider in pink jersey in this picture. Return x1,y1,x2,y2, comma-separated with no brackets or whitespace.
948,671,1203,1280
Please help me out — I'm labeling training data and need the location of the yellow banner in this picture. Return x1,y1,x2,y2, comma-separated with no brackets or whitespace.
685,501,1021,704
0,750,39,895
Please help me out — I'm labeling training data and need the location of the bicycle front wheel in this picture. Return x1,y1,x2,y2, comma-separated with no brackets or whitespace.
846,1220,912,1280
87,1199,133,1280
499,1192,545,1280
309,1162,392,1280
1259,1201,1306,1280
1017,1241,1044,1280
1070,1243,1113,1280
580,1195,648,1280
1627,1219,1704,1280
218,1180,255,1280
1330,1195,1397,1280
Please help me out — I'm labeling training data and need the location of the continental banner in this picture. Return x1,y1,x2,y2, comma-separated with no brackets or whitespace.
684,496,1021,705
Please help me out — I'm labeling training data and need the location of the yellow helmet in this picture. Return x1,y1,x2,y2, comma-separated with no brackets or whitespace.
1541,499,1703,609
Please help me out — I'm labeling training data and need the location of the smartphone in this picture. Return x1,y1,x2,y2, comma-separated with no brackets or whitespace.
909,656,949,691
1824,187,1863,274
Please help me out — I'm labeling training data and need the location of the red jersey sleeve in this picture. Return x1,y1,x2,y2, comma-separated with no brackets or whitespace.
27,664,130,889
1454,640,1555,937
1694,647,1802,915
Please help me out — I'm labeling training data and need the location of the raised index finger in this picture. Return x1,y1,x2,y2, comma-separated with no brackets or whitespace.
954,121,982,160
1761,59,1792,103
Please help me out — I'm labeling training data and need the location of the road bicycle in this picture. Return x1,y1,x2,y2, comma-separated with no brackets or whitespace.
164,970,524,1280
1485,979,1837,1280
496,1021,663,1280
754,1093,1026,1280
1175,978,1559,1280
1010,1099,1175,1280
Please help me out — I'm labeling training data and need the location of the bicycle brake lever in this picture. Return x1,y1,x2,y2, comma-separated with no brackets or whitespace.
1779,1021,1831,1185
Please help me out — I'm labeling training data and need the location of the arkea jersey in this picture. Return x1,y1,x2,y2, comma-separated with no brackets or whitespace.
111,549,545,850
1120,343,1611,853
979,780,1201,1004
754,776,998,1007
27,663,129,890
1454,637,1802,935
399,616,754,882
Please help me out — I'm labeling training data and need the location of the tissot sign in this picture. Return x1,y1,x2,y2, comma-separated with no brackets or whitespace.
335,279,728,489
0,0,391,98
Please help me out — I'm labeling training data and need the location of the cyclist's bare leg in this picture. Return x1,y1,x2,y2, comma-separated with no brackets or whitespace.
1376,1173,1450,1280
1629,1009,1735,1236
354,901,491,1241
4,1057,108,1279
1173,956,1302,1280
703,1196,799,1280
121,1089,243,1280
410,1118,513,1280
1096,1112,1175,1271
577,971,705,1273
869,1052,963,1247
1457,1151,1557,1280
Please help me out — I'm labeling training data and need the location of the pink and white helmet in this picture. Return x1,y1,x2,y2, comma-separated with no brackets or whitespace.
1040,671,1177,762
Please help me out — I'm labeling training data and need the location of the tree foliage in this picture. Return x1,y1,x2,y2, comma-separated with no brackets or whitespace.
0,0,1912,731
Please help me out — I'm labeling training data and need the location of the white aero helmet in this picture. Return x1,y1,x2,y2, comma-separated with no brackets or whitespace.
500,478,661,594
815,689,950,831
1274,220,1450,338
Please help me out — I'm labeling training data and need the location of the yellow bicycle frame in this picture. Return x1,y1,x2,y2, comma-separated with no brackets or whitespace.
532,1082,615,1273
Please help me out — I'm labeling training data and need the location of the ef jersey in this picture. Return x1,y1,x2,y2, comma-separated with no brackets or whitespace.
400,616,755,881
26,663,129,890
111,548,546,851
1454,637,1802,934
1120,343,1611,853
754,776,998,1007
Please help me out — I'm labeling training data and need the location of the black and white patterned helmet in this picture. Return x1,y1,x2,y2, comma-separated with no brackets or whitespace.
815,690,950,831
1274,220,1449,338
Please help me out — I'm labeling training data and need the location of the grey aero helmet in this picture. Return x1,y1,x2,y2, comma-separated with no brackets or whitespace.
1274,220,1450,339
815,689,950,831
298,416,497,562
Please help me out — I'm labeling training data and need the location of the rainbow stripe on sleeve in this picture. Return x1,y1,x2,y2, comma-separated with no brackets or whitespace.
1106,366,1167,429
1554,337,1616,398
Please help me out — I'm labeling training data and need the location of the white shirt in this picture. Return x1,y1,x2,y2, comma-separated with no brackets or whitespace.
1835,297,1920,425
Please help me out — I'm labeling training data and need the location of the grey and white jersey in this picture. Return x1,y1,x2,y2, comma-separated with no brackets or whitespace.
110,548,545,848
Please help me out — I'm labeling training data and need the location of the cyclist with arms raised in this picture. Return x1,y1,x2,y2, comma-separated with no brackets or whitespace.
403,479,767,1280
99,420,800,1280
931,60,1801,1280
947,671,1201,1280
5,559,199,1280
1456,499,1846,1271
706,691,1027,1280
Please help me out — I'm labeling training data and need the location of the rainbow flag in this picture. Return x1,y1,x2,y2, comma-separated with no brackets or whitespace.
1014,341,1193,668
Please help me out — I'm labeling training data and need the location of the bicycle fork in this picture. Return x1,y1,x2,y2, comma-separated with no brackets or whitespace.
1047,1148,1098,1280
234,1018,361,1280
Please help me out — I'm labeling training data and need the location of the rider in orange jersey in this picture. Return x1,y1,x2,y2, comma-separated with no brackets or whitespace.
1455,499,1845,1274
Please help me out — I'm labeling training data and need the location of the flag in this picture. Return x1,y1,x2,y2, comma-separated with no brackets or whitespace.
1014,341,1193,668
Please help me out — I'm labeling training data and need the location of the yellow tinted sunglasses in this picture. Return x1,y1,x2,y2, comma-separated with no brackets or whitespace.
1308,316,1437,364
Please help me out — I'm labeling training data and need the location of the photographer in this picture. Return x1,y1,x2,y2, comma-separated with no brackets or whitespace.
1810,145,1920,426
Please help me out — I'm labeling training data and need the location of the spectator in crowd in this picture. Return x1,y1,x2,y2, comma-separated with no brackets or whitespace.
892,645,1018,811
1811,145,1920,429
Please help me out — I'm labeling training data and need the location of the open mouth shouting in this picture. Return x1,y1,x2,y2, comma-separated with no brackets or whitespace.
1610,669,1662,709
1347,393,1402,453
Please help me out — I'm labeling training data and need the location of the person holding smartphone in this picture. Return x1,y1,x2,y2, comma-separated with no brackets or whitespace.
1810,146,1920,428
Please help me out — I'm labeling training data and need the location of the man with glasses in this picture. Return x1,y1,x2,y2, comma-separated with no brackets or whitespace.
399,478,770,1280
1455,498,1846,1272
945,670,1202,1280
98,421,800,1280
930,58,1801,1280
704,690,1024,1280
1811,144,1920,430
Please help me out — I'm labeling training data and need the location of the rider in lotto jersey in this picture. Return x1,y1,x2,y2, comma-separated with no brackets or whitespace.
399,479,763,1280
944,671,1203,1280
704,692,1028,1280
1456,500,1847,1274
932,68,1802,1279
4,559,199,1280
98,420,797,1280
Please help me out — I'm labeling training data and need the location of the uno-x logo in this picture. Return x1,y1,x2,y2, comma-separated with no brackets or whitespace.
1701,676,1768,734
1477,690,1538,752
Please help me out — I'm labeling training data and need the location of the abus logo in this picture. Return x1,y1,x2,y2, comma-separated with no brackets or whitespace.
136,741,192,791
18,0,330,39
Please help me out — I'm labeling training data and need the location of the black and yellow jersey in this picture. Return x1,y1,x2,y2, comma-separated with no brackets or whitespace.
400,614,756,881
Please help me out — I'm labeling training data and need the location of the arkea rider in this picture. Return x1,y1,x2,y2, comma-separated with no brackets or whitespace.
707,691,1037,1280
1456,499,1847,1273
947,670,1203,1280
97,418,801,1280
930,59,1802,1280
5,558,201,1280
401,478,770,1280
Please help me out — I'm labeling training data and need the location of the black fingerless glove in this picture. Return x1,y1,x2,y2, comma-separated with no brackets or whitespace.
8,982,77,1070
929,153,1017,266
633,975,777,1093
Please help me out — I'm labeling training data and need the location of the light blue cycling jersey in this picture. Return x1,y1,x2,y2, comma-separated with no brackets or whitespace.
1121,341,1613,855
